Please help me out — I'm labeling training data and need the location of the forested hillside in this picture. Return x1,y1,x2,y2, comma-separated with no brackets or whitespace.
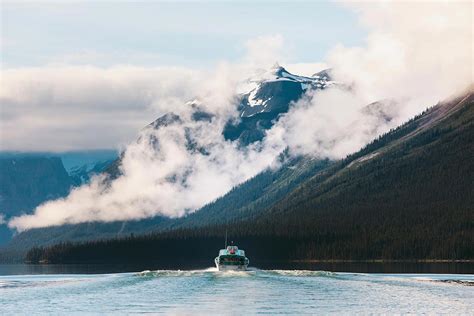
26,91,474,263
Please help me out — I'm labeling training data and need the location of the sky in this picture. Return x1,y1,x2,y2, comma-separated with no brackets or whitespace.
0,1,369,152
2,1,366,69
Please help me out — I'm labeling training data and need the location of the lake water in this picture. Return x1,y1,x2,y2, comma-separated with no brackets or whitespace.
0,265,473,314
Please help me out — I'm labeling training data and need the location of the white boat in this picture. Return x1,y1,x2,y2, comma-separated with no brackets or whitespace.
214,245,249,271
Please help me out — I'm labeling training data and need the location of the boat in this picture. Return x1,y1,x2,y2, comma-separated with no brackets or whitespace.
214,244,249,271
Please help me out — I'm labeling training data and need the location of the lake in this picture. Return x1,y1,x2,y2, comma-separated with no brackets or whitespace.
0,264,473,314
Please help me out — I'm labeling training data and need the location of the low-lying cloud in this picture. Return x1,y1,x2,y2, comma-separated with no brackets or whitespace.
7,1,472,231
0,66,202,151
267,0,472,159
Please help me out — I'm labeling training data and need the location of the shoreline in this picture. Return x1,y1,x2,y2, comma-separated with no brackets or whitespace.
14,259,474,265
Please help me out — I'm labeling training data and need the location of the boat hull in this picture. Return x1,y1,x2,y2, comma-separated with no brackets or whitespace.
215,257,249,271
216,263,249,271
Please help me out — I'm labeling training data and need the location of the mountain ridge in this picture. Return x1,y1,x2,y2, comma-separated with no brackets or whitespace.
24,89,474,263
3,70,471,261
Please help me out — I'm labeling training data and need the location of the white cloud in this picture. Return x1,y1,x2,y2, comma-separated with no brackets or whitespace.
267,87,393,159
328,0,472,112
7,86,285,230
46,50,165,67
7,36,288,231
0,65,203,151
0,214,5,225
243,35,286,70
273,0,472,160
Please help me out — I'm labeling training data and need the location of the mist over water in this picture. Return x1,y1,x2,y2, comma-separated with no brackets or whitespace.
0,268,473,314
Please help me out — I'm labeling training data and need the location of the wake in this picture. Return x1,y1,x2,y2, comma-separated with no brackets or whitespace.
134,267,336,278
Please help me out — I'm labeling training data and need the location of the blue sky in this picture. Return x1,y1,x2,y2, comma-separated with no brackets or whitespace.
2,1,367,68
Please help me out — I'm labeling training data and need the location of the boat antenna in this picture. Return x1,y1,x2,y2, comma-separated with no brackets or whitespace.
225,228,228,248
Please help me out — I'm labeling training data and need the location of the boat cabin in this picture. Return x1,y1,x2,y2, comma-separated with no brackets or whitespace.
219,246,245,257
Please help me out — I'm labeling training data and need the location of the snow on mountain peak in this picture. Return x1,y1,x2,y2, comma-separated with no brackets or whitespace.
181,65,335,122
241,65,334,116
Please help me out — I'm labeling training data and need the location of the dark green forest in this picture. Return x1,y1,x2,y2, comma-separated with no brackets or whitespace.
26,92,474,264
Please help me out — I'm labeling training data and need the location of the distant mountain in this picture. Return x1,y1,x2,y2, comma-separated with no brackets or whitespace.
5,66,336,250
59,150,117,185
0,150,117,173
25,89,474,263
56,150,117,172
0,157,72,218
0,157,73,245
69,159,115,186
0,151,117,247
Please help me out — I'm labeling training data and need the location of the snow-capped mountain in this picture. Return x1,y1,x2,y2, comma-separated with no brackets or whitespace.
102,65,334,180
238,64,333,118
141,65,334,146
224,65,334,144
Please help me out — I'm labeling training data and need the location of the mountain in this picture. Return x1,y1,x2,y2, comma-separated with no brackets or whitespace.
106,66,334,177
8,68,472,263
0,151,117,247
57,150,117,172
24,89,474,263
0,157,73,219
57,150,117,185
4,66,336,251
224,66,334,144
0,157,73,245
243,90,474,259
69,159,115,186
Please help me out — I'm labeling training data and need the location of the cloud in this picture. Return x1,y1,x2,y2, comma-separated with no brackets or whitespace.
0,65,203,151
267,87,392,159
243,35,286,69
0,214,5,225
7,36,288,231
269,0,472,160
47,50,165,67
7,1,472,231
7,88,285,229
328,0,472,113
